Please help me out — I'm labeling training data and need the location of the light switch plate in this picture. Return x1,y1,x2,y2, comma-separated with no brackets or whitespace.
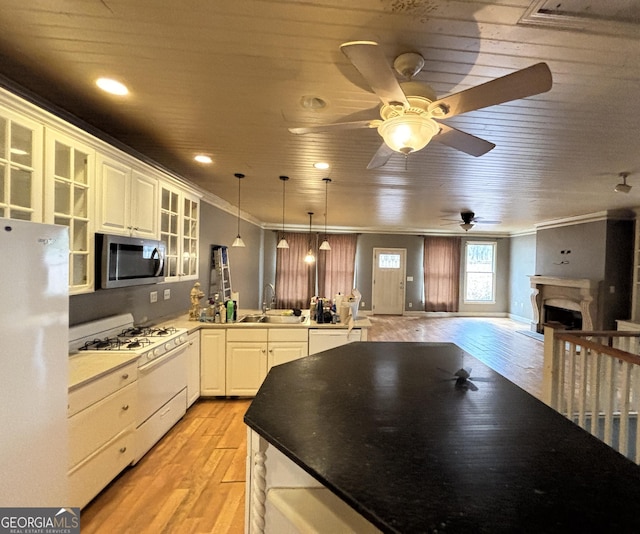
150,291,158,303
164,289,171,300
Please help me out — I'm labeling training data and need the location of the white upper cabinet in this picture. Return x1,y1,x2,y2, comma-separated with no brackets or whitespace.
0,104,43,222
44,128,95,294
160,181,200,281
95,154,158,239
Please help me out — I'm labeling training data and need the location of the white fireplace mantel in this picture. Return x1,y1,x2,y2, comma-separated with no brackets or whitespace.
528,276,602,332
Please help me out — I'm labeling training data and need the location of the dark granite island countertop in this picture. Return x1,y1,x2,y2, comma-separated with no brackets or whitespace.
244,342,640,533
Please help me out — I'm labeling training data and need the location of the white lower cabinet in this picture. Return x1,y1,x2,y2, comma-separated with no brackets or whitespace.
200,329,226,396
226,329,268,396
200,327,352,397
268,328,308,370
186,331,200,406
68,362,138,508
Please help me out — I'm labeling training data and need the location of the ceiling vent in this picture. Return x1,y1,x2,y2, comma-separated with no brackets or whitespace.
520,0,640,38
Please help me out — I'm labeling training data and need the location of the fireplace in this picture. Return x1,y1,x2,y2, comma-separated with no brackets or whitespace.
529,276,601,333
543,304,582,330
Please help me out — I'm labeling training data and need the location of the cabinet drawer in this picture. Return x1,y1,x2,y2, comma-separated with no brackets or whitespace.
68,429,135,509
68,361,137,416
227,328,267,342
268,328,308,342
69,382,137,468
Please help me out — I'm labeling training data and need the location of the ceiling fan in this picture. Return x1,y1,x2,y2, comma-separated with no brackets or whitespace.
289,41,553,169
441,211,502,232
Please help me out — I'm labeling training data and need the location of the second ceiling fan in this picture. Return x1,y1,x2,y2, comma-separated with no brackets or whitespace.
289,41,553,169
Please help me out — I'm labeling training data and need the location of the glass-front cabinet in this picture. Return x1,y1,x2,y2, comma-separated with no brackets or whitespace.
161,182,200,281
44,129,95,294
0,106,43,221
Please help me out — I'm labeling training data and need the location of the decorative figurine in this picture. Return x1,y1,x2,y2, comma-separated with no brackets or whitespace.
189,282,205,320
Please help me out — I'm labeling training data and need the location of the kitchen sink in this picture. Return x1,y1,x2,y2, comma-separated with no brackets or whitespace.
238,314,266,323
263,315,306,324
237,314,306,324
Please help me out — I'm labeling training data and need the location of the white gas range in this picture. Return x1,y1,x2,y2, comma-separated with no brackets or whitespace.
69,313,189,463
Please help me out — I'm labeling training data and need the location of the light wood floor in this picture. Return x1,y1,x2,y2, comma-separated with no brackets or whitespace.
80,316,543,533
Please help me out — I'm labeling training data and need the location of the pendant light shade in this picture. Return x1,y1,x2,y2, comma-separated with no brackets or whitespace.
304,212,316,264
319,177,331,251
277,175,289,249
232,173,245,247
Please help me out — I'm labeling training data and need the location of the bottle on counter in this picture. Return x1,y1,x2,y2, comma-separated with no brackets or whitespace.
233,300,237,322
316,298,324,323
226,300,234,322
219,302,227,323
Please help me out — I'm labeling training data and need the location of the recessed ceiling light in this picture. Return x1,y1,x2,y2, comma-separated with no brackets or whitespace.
314,162,330,170
194,154,213,164
301,95,327,110
96,78,129,96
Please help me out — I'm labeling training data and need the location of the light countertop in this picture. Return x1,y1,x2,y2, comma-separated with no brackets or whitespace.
68,309,371,390
68,352,138,391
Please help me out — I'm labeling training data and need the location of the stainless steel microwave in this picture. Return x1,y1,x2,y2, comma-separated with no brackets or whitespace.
96,233,166,289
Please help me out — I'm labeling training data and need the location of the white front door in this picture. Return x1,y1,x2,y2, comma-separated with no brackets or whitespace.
372,248,406,315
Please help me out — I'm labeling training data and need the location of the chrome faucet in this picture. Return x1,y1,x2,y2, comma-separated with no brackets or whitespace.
262,283,275,313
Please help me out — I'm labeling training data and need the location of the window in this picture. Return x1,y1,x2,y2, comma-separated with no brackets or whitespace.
464,241,496,303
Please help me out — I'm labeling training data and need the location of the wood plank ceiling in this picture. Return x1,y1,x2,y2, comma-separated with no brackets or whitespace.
0,0,639,235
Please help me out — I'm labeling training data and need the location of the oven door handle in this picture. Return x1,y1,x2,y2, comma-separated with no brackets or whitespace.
139,343,187,374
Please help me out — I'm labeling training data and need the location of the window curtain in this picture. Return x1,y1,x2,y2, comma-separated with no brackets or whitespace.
317,234,358,299
275,232,316,309
423,236,461,312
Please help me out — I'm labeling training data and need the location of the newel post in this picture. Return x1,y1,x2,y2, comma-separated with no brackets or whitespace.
542,324,563,408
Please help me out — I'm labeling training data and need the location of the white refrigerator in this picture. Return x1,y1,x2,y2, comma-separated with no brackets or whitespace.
0,218,69,505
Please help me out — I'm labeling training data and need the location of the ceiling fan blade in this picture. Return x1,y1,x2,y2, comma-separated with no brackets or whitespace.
288,120,377,135
340,41,410,107
367,142,395,169
434,123,495,157
430,63,552,118
474,219,502,225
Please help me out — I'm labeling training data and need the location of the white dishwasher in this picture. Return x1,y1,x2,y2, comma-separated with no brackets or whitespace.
308,328,362,355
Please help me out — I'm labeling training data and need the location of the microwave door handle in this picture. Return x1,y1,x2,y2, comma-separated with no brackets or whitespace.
151,247,164,277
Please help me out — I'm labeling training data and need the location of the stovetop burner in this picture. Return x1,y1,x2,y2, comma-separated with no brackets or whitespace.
119,326,177,338
80,335,154,351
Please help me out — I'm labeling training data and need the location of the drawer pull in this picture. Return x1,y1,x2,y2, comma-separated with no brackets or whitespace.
119,446,127,453
122,373,129,380
122,404,130,411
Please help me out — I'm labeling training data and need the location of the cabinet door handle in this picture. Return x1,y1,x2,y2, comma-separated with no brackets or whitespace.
119,446,127,453
122,404,129,411
122,373,129,380
269,349,273,353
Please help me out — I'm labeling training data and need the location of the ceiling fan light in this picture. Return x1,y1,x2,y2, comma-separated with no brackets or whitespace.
378,115,439,154
460,222,474,231
319,239,331,250
232,235,245,247
277,237,289,249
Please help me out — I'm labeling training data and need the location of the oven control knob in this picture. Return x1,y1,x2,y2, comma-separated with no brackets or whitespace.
153,348,161,357
178,334,186,344
165,342,173,351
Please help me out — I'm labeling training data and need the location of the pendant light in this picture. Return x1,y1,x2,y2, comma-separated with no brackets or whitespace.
277,176,289,249
319,177,331,251
304,212,316,264
232,173,245,247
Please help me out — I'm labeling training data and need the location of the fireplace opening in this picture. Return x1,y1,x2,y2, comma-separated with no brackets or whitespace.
544,305,582,330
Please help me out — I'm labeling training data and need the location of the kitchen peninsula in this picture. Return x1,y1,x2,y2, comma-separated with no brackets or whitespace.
244,342,640,533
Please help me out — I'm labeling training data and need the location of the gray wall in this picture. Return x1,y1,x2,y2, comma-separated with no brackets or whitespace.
69,200,264,326
508,233,536,322
534,218,634,329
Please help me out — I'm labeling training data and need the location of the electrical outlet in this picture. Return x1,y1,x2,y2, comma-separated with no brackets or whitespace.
150,291,158,303
361,301,365,307
408,302,412,308
164,289,171,300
